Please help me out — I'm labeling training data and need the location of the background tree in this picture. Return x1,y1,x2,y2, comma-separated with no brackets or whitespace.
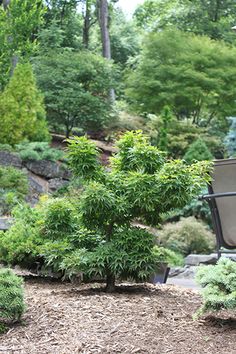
0,0,44,90
126,30,236,129
66,131,211,291
134,0,236,42
0,62,49,145
35,50,115,137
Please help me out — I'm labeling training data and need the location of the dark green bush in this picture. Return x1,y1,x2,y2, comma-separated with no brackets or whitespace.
0,205,44,268
42,198,78,239
196,258,236,316
0,269,25,323
184,138,213,163
158,217,215,256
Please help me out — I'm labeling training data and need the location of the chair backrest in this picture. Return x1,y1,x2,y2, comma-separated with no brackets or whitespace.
210,159,236,249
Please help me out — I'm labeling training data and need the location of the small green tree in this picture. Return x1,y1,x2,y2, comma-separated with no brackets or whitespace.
184,138,213,163
0,62,49,145
66,131,211,291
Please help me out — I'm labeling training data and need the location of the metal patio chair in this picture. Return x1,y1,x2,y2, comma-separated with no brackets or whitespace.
201,158,236,258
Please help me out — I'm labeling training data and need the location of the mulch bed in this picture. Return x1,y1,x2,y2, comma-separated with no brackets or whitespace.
0,280,236,354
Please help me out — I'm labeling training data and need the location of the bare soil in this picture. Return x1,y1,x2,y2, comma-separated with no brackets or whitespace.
1,280,236,354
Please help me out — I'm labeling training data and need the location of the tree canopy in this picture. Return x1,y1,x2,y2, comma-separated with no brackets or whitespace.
126,30,236,128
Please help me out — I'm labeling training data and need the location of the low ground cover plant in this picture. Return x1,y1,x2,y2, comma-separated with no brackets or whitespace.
158,217,215,256
15,142,65,162
0,166,28,215
196,258,236,316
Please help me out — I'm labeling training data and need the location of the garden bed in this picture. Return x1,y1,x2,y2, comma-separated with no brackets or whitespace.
1,280,235,354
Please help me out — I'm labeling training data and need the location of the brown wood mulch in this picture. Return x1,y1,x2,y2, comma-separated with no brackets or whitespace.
0,280,236,354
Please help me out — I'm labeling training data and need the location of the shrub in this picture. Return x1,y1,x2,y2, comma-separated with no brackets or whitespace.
66,131,211,291
158,217,215,256
0,205,44,268
184,138,213,163
0,269,25,323
152,246,184,267
0,63,50,145
196,258,236,316
16,142,64,162
0,166,28,215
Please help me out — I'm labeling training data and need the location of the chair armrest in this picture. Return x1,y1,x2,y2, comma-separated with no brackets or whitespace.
199,192,236,201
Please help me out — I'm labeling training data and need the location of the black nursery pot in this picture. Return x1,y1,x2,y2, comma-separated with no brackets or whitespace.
149,262,170,284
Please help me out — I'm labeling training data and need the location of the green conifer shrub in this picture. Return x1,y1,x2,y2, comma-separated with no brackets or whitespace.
0,269,25,323
0,63,50,145
184,138,213,163
196,258,236,316
65,131,211,291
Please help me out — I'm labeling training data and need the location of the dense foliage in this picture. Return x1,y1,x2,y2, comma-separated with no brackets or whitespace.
196,258,236,316
0,165,28,215
126,30,236,129
35,50,115,137
184,139,213,164
158,217,215,256
15,142,65,162
65,131,211,290
0,269,25,323
0,63,49,145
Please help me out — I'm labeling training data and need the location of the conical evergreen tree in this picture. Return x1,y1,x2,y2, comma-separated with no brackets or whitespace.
184,138,213,163
0,62,49,145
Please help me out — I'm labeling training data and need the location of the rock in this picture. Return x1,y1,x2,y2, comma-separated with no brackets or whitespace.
185,254,218,266
0,217,13,231
0,151,22,168
28,175,48,194
169,265,198,279
25,160,70,179
48,178,69,192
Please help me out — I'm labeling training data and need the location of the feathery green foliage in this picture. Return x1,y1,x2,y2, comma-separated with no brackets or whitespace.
0,269,25,322
196,258,236,316
0,166,28,215
66,131,211,290
184,138,213,163
0,63,49,145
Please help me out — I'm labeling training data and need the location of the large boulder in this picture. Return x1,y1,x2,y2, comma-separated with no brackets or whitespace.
0,217,13,231
0,151,22,168
25,160,71,180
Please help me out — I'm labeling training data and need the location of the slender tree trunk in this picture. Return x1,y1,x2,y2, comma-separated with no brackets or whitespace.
105,273,116,292
98,0,111,59
97,0,115,101
105,222,116,292
2,0,19,75
83,0,91,49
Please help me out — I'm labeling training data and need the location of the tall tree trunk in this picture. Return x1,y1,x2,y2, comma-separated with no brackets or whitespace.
97,0,115,101
1,0,19,75
83,0,91,49
98,0,111,59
